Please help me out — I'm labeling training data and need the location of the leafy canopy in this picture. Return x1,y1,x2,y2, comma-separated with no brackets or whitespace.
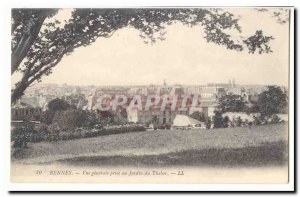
11,8,283,103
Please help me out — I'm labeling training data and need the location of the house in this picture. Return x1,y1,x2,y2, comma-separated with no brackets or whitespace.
127,106,188,125
126,95,190,125
190,100,217,117
172,115,206,129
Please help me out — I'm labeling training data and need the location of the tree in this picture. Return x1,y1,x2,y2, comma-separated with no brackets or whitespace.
212,111,224,128
11,9,58,74
223,116,230,128
217,93,247,113
41,98,75,124
52,108,88,131
11,121,35,156
47,98,74,111
246,102,260,114
11,8,279,103
257,86,288,118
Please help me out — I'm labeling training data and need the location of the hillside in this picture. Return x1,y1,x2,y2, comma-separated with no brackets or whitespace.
13,123,288,167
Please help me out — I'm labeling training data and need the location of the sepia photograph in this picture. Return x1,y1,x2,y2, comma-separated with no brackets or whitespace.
9,6,293,188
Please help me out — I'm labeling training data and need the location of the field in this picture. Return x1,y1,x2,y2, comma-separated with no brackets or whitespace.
13,123,288,167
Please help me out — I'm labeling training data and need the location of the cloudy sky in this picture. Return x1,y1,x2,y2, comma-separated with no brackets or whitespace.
12,8,290,87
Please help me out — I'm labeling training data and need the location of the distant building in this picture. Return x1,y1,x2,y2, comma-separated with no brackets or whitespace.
207,79,236,89
37,94,57,111
157,79,172,95
127,107,188,125
198,87,226,100
172,115,206,129
170,85,185,96
126,95,189,125
11,100,42,121
190,100,217,117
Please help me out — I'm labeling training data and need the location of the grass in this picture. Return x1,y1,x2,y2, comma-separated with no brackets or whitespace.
13,123,288,167
61,140,287,167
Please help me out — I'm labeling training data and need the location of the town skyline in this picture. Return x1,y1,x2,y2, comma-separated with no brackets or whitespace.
21,80,288,89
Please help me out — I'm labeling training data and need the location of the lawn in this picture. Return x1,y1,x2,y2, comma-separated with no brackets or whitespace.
13,123,288,167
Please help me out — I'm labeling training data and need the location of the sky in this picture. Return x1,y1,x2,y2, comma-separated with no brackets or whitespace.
12,8,290,87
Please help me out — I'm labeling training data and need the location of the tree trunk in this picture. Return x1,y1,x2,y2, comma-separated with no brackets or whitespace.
11,81,29,104
11,16,46,75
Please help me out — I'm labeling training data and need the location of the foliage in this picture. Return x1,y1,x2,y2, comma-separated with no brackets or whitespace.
234,116,242,127
11,121,35,157
11,9,58,74
157,124,172,130
52,108,89,131
16,123,145,142
212,111,224,128
40,98,75,125
40,109,56,125
253,116,261,126
11,8,278,103
217,93,247,113
47,98,75,111
223,116,230,128
85,112,101,127
245,102,260,114
270,114,281,124
205,117,211,129
190,111,206,122
257,86,288,118
243,30,274,54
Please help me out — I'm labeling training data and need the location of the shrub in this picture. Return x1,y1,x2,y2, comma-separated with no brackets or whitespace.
213,111,224,128
52,109,88,131
205,118,211,129
235,116,242,127
270,114,281,124
223,116,230,128
253,116,261,126
40,109,56,125
47,98,74,111
11,122,35,157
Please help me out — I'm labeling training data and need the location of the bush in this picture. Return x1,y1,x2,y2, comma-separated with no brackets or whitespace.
235,116,242,127
213,111,224,128
40,109,56,125
253,116,261,126
11,122,35,157
270,114,281,124
26,123,144,142
157,124,171,130
245,103,260,114
223,116,229,128
52,109,88,131
205,117,211,129
47,98,74,111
